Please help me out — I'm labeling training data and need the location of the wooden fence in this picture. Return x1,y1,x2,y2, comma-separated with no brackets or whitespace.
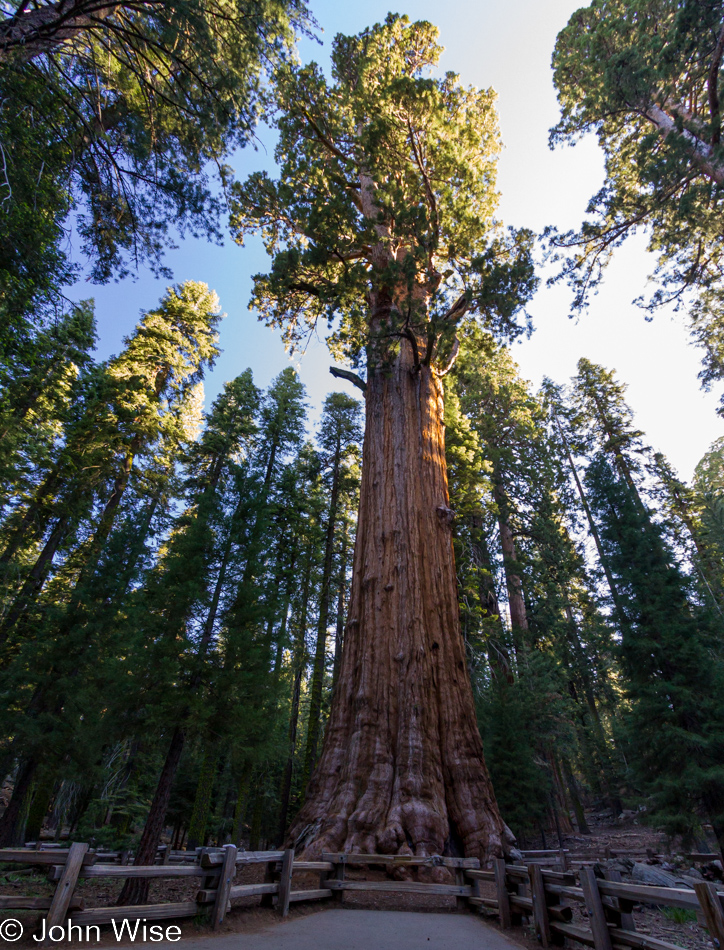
516,848,723,870
2,845,724,950
0,843,337,939
471,859,724,950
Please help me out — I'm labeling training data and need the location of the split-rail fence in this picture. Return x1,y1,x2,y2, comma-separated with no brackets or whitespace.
1,844,723,950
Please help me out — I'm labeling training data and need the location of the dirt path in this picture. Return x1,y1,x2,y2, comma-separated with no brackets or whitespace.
132,908,527,950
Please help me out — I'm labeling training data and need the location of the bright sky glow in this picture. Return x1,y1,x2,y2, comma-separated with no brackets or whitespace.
72,0,723,481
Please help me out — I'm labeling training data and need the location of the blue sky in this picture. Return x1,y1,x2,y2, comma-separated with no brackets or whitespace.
69,0,723,479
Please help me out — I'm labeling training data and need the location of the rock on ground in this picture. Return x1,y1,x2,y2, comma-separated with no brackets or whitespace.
632,863,680,887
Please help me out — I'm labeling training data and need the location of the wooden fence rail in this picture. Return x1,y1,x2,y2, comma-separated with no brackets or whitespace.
476,859,724,950
2,845,724,950
0,843,335,937
22,843,235,866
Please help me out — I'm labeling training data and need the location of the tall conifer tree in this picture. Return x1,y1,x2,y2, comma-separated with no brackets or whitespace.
230,13,536,861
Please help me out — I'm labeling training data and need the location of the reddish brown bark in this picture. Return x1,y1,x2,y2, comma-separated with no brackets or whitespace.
286,340,507,862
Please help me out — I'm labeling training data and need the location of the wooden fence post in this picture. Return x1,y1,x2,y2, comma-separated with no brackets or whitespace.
558,849,569,871
277,849,294,918
493,859,512,929
469,872,483,907
603,868,636,932
211,844,237,930
333,854,345,904
694,882,724,949
455,865,467,911
43,842,88,945
260,856,277,908
581,868,613,950
199,847,218,900
528,864,551,948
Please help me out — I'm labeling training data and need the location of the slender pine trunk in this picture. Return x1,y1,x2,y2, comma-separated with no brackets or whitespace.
561,757,591,835
473,525,514,684
331,525,348,692
556,419,630,631
231,766,253,847
0,514,70,647
277,553,312,843
493,478,528,655
302,439,341,790
0,758,37,847
117,726,185,905
186,747,219,851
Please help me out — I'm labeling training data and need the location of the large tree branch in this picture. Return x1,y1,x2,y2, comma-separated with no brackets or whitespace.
644,102,724,185
0,0,162,64
420,295,467,367
708,18,724,145
442,294,469,324
423,321,436,366
432,336,460,378
407,120,439,243
300,108,354,166
329,365,366,393
288,281,324,296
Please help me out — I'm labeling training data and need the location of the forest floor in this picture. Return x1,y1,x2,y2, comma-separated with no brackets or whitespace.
0,815,721,948
502,814,720,950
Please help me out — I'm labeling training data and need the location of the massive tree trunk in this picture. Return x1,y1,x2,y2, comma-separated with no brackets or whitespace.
286,341,507,862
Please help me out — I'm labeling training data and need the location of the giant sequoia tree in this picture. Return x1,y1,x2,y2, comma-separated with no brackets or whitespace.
230,15,537,861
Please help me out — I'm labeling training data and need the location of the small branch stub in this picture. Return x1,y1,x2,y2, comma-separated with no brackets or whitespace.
329,366,367,392
436,506,455,525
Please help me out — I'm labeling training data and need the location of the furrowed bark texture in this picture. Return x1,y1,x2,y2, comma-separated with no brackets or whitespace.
286,342,506,862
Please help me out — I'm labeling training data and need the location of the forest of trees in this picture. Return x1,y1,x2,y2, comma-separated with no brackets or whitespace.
1,0,724,883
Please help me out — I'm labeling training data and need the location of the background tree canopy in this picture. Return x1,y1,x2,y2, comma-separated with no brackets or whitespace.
0,0,312,336
550,0,724,404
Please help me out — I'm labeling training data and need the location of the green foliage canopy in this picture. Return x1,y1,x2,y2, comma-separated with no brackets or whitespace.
0,0,311,326
230,14,537,373
550,0,724,398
